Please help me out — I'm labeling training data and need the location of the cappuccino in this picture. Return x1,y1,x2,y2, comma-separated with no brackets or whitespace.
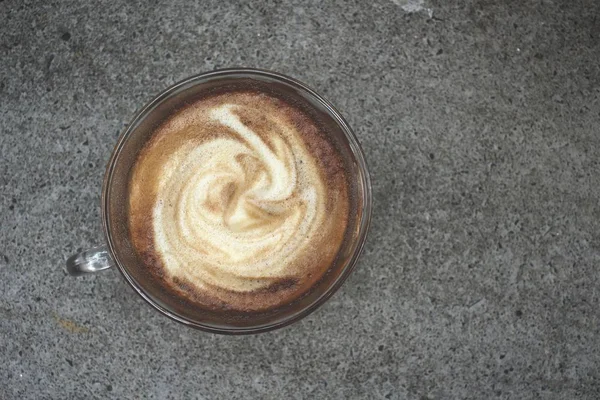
128,87,350,312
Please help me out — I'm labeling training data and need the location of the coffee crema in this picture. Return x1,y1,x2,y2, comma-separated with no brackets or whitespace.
128,89,349,312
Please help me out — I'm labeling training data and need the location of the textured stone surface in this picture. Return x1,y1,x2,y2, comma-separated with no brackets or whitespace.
1,0,600,398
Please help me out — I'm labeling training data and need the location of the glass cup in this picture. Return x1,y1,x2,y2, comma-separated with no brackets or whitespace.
66,68,372,334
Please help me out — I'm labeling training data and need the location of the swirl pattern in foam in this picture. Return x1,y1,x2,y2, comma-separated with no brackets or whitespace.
128,90,349,311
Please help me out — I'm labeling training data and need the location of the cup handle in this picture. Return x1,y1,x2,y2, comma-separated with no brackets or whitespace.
66,245,114,276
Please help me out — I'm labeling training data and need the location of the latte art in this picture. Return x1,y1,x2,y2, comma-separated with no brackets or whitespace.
129,91,349,311
154,104,325,290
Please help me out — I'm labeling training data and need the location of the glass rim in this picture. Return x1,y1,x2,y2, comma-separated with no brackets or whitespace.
101,67,373,334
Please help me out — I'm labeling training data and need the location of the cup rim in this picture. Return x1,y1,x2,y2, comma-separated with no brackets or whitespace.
101,68,372,334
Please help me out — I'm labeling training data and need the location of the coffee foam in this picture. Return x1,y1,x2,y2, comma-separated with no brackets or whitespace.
128,90,349,311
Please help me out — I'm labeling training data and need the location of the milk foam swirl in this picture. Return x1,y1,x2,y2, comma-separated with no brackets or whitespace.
152,103,327,293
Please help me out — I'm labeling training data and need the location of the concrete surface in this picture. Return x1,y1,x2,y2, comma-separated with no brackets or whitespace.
1,0,599,398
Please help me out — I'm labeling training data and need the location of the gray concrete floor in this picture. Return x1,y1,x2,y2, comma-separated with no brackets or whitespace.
1,0,599,398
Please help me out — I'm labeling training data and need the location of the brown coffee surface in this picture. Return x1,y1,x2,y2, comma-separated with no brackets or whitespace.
128,88,349,312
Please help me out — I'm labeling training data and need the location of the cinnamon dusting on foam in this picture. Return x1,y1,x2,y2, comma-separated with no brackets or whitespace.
128,90,349,312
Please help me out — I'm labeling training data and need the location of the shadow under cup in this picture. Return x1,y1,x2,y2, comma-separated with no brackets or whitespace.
103,69,372,334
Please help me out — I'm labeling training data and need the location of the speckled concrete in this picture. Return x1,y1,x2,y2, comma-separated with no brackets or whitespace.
1,0,600,398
